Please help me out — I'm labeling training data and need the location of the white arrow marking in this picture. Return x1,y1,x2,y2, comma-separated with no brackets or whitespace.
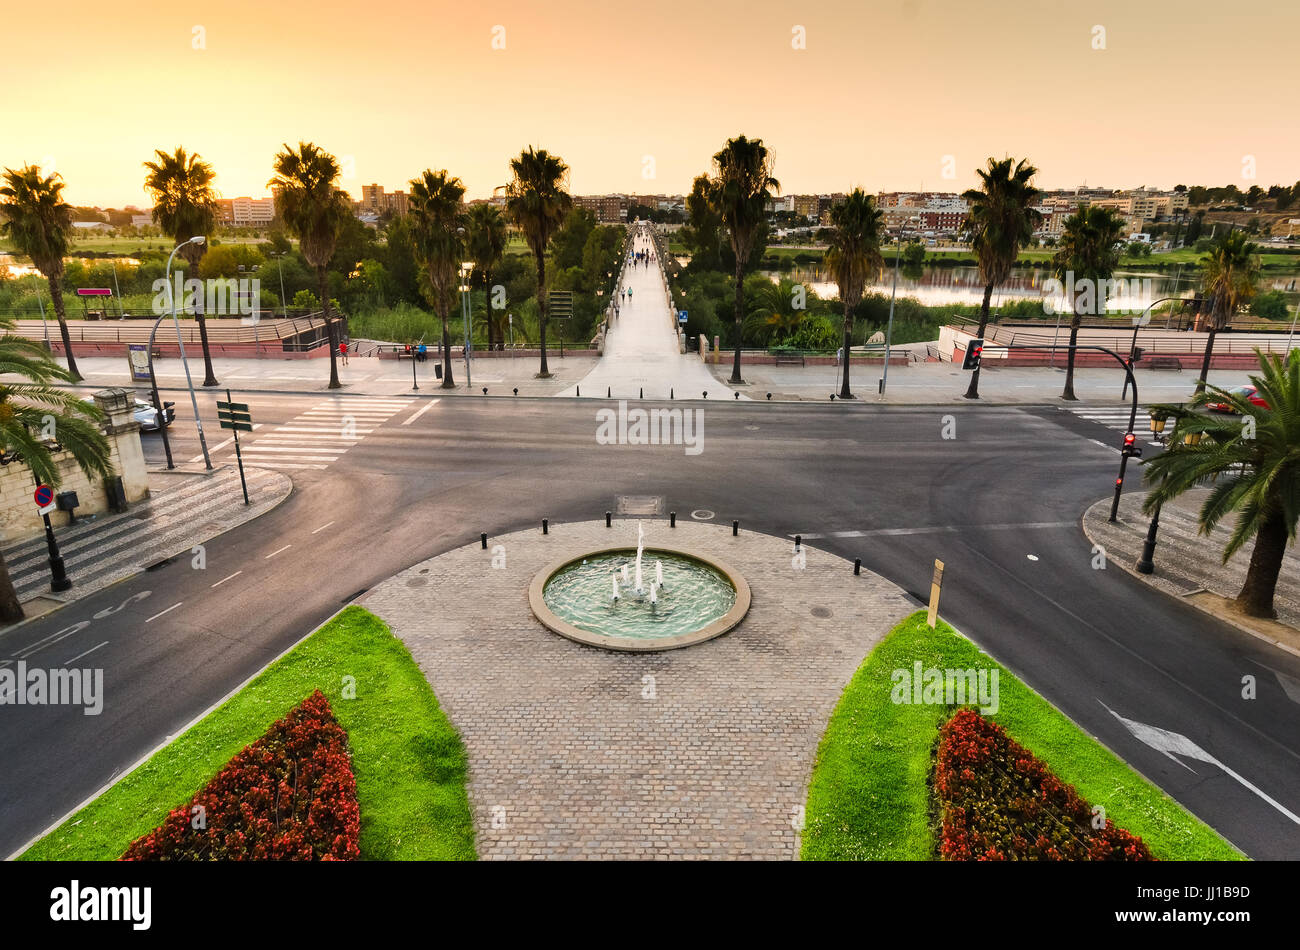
1101,701,1300,826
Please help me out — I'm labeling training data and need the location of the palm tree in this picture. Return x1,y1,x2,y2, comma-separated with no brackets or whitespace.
960,157,1041,399
505,147,572,378
269,142,352,389
824,189,884,399
408,169,466,389
466,203,507,350
1143,352,1300,618
1053,205,1125,400
0,166,83,381
708,136,779,385
142,147,221,386
1195,229,1260,395
0,319,112,622
744,277,812,345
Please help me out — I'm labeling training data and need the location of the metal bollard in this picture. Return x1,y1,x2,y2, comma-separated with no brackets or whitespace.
481,533,488,549
606,511,612,528
670,511,676,527
732,520,738,536
542,519,548,535
854,558,861,575
795,535,801,550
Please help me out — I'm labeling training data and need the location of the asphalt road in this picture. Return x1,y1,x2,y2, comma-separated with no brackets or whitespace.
1,389,1298,859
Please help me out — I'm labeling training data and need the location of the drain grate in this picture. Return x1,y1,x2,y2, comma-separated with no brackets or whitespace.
616,495,664,515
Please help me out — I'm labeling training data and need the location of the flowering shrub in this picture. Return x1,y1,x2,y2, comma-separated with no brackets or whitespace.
122,690,360,861
934,708,1154,861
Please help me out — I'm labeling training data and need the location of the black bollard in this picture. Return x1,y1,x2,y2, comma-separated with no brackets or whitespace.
795,535,802,550
670,388,674,400
830,393,836,401
607,386,611,398
854,558,861,576
542,519,548,535
606,511,612,528
482,387,488,395
670,511,676,527
767,393,772,400
732,520,738,536
481,533,488,549
576,386,580,397
703,391,708,399
513,388,518,396
640,387,643,399
734,392,739,400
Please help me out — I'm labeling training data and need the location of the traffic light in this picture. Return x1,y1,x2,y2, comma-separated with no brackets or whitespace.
961,338,984,371
1121,432,1143,458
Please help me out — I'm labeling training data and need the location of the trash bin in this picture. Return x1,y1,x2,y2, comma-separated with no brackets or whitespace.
434,363,442,379
56,490,80,524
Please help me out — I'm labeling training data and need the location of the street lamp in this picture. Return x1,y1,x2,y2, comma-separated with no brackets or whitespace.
166,236,212,470
459,261,474,387
879,235,902,398
1123,296,1181,400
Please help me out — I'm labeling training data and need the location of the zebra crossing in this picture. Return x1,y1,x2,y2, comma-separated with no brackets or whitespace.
229,398,412,470
1059,405,1169,444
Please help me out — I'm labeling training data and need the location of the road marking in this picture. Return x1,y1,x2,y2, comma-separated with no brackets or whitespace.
275,426,374,434
237,446,341,456
265,544,292,559
191,425,263,463
312,521,335,534
1101,702,1300,826
146,603,182,623
402,399,441,425
242,461,327,470
792,521,1075,540
240,453,339,462
63,641,108,664
211,571,242,589
14,621,91,659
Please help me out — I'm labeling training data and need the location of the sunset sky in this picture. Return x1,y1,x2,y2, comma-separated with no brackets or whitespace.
4,0,1297,207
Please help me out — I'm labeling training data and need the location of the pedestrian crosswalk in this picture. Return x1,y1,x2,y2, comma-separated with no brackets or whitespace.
228,398,412,470
1059,405,1169,444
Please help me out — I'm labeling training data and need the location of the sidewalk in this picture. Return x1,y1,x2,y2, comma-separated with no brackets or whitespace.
1,464,291,624
1083,489,1300,657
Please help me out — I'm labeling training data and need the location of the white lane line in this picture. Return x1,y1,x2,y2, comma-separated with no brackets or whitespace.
146,603,183,623
240,453,340,462
236,446,342,455
191,425,264,463
402,399,441,426
312,521,335,534
275,426,374,434
265,544,292,559
63,641,108,664
792,521,1076,540
211,571,243,588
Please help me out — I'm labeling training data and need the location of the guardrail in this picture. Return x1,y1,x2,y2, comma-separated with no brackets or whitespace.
11,312,338,345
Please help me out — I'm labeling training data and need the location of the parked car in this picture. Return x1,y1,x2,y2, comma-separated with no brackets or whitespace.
83,396,176,431
1205,385,1269,413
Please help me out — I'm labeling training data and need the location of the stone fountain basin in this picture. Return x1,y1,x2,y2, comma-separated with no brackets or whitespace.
528,545,752,652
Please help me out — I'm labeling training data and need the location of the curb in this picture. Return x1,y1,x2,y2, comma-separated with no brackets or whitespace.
1080,499,1300,660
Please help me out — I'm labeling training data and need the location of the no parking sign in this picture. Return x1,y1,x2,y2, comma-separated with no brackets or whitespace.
34,483,55,515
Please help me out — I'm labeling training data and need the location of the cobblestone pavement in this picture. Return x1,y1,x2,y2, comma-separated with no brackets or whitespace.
362,518,914,859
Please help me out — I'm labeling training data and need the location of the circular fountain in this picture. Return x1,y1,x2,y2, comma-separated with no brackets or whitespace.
529,522,751,651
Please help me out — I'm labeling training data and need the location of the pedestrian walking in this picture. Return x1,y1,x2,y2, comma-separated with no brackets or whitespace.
339,340,349,365
417,342,427,362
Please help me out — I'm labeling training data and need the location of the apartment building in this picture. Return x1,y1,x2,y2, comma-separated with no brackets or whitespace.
216,196,276,227
358,184,409,217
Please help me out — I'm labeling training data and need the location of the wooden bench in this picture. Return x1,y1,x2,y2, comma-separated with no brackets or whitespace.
772,353,805,366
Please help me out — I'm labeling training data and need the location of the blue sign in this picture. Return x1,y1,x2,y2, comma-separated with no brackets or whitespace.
127,343,152,381
677,310,688,324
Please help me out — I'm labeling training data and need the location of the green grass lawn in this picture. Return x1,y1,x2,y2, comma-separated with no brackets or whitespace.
802,611,1242,861
20,605,475,861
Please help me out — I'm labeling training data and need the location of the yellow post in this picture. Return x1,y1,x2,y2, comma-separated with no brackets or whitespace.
927,559,944,628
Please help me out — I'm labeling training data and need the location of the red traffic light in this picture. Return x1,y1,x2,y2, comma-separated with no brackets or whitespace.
1123,433,1136,446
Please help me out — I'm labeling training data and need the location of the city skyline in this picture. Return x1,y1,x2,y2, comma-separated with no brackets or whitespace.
5,0,1298,207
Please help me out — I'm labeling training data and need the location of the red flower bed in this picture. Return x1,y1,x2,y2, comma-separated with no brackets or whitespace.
934,708,1154,861
122,690,360,861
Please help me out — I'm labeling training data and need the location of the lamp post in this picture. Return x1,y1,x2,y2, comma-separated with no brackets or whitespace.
458,261,475,387
147,313,175,469
879,235,902,397
1123,295,1180,400
270,250,289,317
166,236,212,470
34,283,49,349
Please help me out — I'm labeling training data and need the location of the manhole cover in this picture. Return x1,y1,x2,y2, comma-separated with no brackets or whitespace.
811,607,832,618
691,509,715,520
616,495,663,515
406,577,428,588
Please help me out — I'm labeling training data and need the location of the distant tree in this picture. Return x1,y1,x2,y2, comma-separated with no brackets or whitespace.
708,134,780,384
824,189,884,399
1195,229,1260,394
505,146,572,378
1252,289,1290,321
902,241,926,267
409,169,467,388
960,156,1042,399
1053,205,1125,401
680,174,724,272
0,166,83,381
269,142,353,389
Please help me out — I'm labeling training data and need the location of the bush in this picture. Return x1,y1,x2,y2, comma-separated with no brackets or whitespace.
121,690,360,861
935,708,1154,862
1252,289,1291,321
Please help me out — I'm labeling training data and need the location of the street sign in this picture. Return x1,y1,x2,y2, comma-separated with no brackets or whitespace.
678,310,688,324
75,288,112,296
216,400,249,413
218,391,252,505
34,484,54,509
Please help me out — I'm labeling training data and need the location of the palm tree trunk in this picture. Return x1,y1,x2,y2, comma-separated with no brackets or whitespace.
319,267,340,389
48,278,81,382
963,282,995,399
0,549,24,624
839,302,854,399
1236,509,1288,618
195,305,219,387
1061,318,1081,401
1195,324,1218,396
536,254,550,377
441,315,455,388
729,259,745,384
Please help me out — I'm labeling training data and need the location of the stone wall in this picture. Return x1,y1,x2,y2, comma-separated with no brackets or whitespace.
0,389,150,543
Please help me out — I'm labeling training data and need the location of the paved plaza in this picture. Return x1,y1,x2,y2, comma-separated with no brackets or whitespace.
361,518,914,859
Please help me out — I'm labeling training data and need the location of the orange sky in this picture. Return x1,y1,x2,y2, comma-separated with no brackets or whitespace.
4,0,1297,206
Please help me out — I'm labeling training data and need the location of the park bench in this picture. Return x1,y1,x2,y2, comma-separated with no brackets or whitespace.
1146,356,1182,371
772,352,805,367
